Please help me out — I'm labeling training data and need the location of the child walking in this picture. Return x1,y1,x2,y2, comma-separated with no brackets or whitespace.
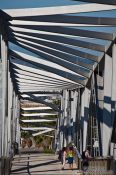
67,146,74,170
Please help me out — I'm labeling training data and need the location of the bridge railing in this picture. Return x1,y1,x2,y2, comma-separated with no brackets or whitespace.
75,156,113,175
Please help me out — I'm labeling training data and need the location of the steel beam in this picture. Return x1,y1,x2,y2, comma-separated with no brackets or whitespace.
12,31,107,53
4,4,116,17
22,93,62,113
18,83,79,91
21,91,61,95
10,25,114,41
21,106,52,110
11,34,100,64
15,75,76,86
21,113,57,117
21,119,56,122
32,128,55,137
14,73,78,88
10,15,116,26
10,50,86,86
9,38,91,78
21,127,54,131
13,69,73,84
11,65,78,85
10,36,94,71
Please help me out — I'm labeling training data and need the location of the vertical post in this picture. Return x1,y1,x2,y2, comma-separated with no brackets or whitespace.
96,73,104,156
12,91,16,143
70,91,74,143
80,87,90,151
59,91,63,149
68,90,72,144
76,88,81,149
112,43,116,175
57,91,64,150
7,72,13,157
63,90,68,147
1,19,8,158
102,53,112,156
16,97,20,147
0,58,2,163
15,95,17,143
70,90,78,145
110,43,116,156
80,88,85,152
113,144,116,175
111,43,116,123
0,17,9,175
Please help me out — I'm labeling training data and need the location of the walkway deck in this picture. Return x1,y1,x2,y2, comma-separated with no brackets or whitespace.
10,153,78,175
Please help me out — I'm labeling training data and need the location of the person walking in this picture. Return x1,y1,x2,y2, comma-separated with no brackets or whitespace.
82,149,91,171
67,146,75,170
61,147,67,170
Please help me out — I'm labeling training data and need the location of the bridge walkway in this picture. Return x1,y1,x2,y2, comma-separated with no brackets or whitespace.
10,153,78,175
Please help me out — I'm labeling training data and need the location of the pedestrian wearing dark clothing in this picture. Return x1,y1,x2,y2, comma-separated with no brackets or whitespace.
82,149,91,171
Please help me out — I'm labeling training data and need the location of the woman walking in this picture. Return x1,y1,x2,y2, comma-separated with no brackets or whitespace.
67,146,74,170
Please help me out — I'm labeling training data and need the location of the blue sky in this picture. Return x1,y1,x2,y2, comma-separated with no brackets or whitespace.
0,0,84,9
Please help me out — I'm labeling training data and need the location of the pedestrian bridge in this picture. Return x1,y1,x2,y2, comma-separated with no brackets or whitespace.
0,0,116,174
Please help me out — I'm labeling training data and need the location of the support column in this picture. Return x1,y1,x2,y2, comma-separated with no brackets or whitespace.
76,88,81,149
1,22,8,158
111,43,116,122
111,43,116,156
113,144,116,175
12,91,16,143
67,90,71,144
102,53,112,156
80,87,90,151
16,97,20,147
96,73,104,156
0,59,2,158
59,91,64,149
7,61,13,157
63,90,68,147
70,90,78,144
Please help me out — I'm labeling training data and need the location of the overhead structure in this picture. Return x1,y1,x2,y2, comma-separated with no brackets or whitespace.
2,3,116,94
0,2,116,174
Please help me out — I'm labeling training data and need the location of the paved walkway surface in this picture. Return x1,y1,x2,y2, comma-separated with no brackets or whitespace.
10,153,79,175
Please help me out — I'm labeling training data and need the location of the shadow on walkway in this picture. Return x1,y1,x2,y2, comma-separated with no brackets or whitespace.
10,153,77,175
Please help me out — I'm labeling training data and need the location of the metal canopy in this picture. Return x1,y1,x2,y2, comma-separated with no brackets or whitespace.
1,2,116,137
4,4,116,17
1,2,115,95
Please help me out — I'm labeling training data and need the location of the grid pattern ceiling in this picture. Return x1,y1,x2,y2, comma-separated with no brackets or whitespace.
1,1,116,95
